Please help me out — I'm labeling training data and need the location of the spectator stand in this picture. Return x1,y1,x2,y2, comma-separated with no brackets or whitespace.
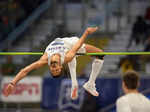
0,0,52,51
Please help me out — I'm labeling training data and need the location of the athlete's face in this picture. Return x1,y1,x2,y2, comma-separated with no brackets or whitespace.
49,55,62,77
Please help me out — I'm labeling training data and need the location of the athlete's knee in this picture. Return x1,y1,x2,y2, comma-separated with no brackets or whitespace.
93,49,105,60
95,55,105,60
99,49,104,52
95,47,103,52
92,55,105,60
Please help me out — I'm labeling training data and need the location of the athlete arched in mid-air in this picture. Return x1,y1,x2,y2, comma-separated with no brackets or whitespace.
4,27,104,99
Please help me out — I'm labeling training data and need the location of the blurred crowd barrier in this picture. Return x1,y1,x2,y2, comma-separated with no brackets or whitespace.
0,75,150,112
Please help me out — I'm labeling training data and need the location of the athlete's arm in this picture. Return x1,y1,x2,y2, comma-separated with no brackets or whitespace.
4,53,48,97
64,27,98,63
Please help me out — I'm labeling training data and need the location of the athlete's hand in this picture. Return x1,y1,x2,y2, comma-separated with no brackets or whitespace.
4,83,16,97
86,27,99,35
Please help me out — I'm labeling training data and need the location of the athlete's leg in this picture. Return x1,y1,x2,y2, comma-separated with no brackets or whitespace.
68,57,78,99
85,44,103,53
83,44,104,96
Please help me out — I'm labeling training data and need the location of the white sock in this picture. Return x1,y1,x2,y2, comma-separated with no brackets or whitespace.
68,57,78,86
88,58,104,84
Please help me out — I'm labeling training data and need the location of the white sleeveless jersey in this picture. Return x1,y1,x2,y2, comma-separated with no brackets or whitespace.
45,37,85,65
117,93,150,112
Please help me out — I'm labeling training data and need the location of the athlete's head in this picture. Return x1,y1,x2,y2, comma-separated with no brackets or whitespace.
49,54,63,78
122,70,139,93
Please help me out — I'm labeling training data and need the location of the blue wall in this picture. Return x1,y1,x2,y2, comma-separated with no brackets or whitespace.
41,77,150,111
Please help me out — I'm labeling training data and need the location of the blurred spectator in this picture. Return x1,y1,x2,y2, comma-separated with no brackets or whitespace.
17,0,42,16
140,37,150,72
145,6,150,23
143,37,150,52
0,0,44,42
0,0,26,41
126,16,148,50
144,6,150,42
116,70,150,112
117,55,140,74
0,15,12,40
0,56,17,75
7,0,26,26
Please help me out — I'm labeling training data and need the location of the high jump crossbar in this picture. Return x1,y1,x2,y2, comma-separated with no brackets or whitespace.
0,52,150,55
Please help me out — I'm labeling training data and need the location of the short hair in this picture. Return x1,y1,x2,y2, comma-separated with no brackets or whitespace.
123,70,139,89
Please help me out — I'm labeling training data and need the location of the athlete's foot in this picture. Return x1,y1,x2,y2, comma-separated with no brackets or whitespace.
83,82,99,96
71,85,78,100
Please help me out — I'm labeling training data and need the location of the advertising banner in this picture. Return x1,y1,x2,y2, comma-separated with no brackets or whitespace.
1,76,42,102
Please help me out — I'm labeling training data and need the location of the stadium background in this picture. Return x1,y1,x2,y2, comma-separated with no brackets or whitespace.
0,0,150,112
